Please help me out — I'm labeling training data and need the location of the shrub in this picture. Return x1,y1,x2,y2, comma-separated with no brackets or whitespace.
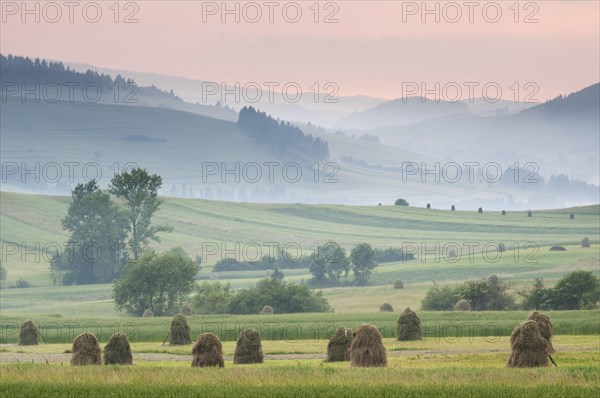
14,278,31,288
394,198,409,206
394,280,404,289
396,307,422,341
350,324,387,367
70,333,102,366
192,282,232,315
103,333,133,365
191,333,224,368
234,328,263,364
19,320,38,345
170,314,192,345
421,284,458,311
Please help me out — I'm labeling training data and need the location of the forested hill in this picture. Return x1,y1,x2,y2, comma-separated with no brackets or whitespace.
0,54,182,104
238,106,330,162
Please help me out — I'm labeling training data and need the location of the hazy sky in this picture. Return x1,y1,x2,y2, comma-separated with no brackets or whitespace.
2,0,599,99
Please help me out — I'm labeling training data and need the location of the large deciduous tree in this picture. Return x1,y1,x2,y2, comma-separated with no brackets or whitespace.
350,243,377,286
109,168,171,259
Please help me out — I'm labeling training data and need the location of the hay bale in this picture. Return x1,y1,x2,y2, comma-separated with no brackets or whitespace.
170,314,192,345
192,333,224,368
142,309,154,318
394,280,404,289
350,324,387,367
549,246,566,251
396,307,422,341
527,211,532,217
209,273,219,280
70,332,102,366
326,327,353,362
527,311,555,354
582,237,591,248
501,210,506,215
448,249,457,259
451,205,455,211
379,303,394,312
498,243,506,252
488,274,499,286
478,207,483,214
506,320,549,368
569,213,575,220
103,332,133,365
426,203,431,209
181,303,193,316
260,305,273,315
19,320,38,346
454,299,471,311
234,328,263,364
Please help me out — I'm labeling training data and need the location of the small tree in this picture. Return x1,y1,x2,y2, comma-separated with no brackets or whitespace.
421,284,458,310
309,241,349,286
114,248,197,315
395,198,409,206
552,270,599,310
350,243,377,286
270,266,285,282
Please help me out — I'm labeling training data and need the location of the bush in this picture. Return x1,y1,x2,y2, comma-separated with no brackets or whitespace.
373,248,414,263
457,278,514,311
394,198,409,206
551,270,599,310
192,282,232,315
421,284,458,311
13,278,31,288
227,279,331,314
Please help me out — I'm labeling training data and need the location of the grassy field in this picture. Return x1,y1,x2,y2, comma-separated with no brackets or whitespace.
1,349,598,397
0,311,598,344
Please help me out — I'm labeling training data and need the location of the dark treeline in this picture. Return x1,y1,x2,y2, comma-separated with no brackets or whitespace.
0,54,181,102
238,106,329,162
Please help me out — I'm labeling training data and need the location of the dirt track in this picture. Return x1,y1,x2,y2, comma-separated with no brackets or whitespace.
1,347,596,364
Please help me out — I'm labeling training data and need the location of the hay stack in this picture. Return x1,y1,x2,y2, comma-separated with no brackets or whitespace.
103,332,133,365
451,205,455,211
426,203,431,209
192,333,224,368
570,213,575,220
527,211,532,217
397,307,422,341
488,274,499,286
454,299,471,311
19,320,38,346
498,243,506,252
349,324,387,367
549,246,566,251
181,303,193,316
448,249,457,259
170,314,192,345
478,207,483,214
142,309,154,318
326,327,353,362
260,305,273,315
501,210,506,215
394,280,404,289
379,303,394,312
506,320,549,368
234,328,263,364
70,332,102,366
582,237,591,248
527,311,555,354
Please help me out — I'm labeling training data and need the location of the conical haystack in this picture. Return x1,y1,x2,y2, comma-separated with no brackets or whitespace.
349,324,387,367
397,307,422,341
506,320,549,368
70,332,102,366
234,328,263,364
181,303,193,316
170,314,192,345
454,299,471,311
192,333,224,368
326,327,353,362
103,332,133,365
379,303,394,312
260,305,273,315
142,309,154,318
527,311,555,354
19,320,38,346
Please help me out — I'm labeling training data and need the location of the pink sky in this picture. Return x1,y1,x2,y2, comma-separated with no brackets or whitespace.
1,1,599,99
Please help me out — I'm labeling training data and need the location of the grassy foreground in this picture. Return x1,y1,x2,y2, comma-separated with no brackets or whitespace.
1,350,599,398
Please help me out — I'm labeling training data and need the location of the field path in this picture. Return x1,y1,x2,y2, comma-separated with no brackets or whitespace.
1,346,597,364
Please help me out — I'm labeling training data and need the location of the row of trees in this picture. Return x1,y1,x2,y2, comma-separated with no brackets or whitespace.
237,106,329,162
308,242,377,287
421,271,599,311
51,168,170,285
